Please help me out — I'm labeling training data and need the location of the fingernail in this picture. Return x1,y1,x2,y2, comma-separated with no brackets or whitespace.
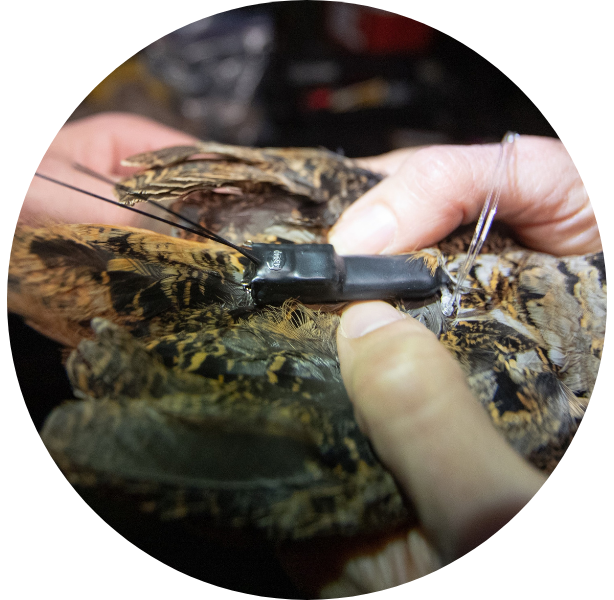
329,204,397,255
339,302,405,339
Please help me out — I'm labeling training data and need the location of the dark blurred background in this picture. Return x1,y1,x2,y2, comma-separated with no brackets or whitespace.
71,1,555,154
11,2,556,597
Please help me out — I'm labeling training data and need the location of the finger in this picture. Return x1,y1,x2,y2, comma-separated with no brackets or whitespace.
278,525,441,596
337,301,546,561
355,147,422,176
48,112,199,177
22,113,199,228
330,136,600,256
22,154,144,227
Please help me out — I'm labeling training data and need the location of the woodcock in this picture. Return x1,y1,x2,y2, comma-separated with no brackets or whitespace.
8,142,606,556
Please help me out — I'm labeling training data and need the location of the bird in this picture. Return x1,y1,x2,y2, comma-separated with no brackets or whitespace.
8,141,606,595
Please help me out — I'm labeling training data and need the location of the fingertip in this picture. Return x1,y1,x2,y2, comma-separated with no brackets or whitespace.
338,301,405,339
337,303,446,413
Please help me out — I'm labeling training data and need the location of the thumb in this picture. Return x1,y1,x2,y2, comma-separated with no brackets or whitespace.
329,137,599,256
337,301,546,562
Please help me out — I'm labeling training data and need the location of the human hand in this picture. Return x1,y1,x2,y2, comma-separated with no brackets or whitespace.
281,303,546,597
299,138,587,595
21,112,197,227
329,136,600,256
338,303,546,562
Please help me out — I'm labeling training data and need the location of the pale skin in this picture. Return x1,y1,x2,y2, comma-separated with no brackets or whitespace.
330,136,600,256
327,137,599,588
22,114,600,591
22,112,198,227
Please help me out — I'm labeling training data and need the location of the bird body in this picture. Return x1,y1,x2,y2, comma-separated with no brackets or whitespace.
8,143,605,540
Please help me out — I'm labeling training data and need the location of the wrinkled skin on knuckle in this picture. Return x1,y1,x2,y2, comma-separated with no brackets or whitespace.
408,146,472,195
386,146,488,250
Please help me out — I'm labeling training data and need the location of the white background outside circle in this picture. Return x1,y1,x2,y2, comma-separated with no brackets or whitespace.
1,1,611,598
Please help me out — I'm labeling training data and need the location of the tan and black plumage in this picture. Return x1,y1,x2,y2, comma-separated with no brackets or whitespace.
8,143,605,545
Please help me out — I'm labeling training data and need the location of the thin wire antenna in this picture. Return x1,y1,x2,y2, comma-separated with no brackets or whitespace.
71,162,241,250
441,131,518,317
34,172,260,265
72,162,149,198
